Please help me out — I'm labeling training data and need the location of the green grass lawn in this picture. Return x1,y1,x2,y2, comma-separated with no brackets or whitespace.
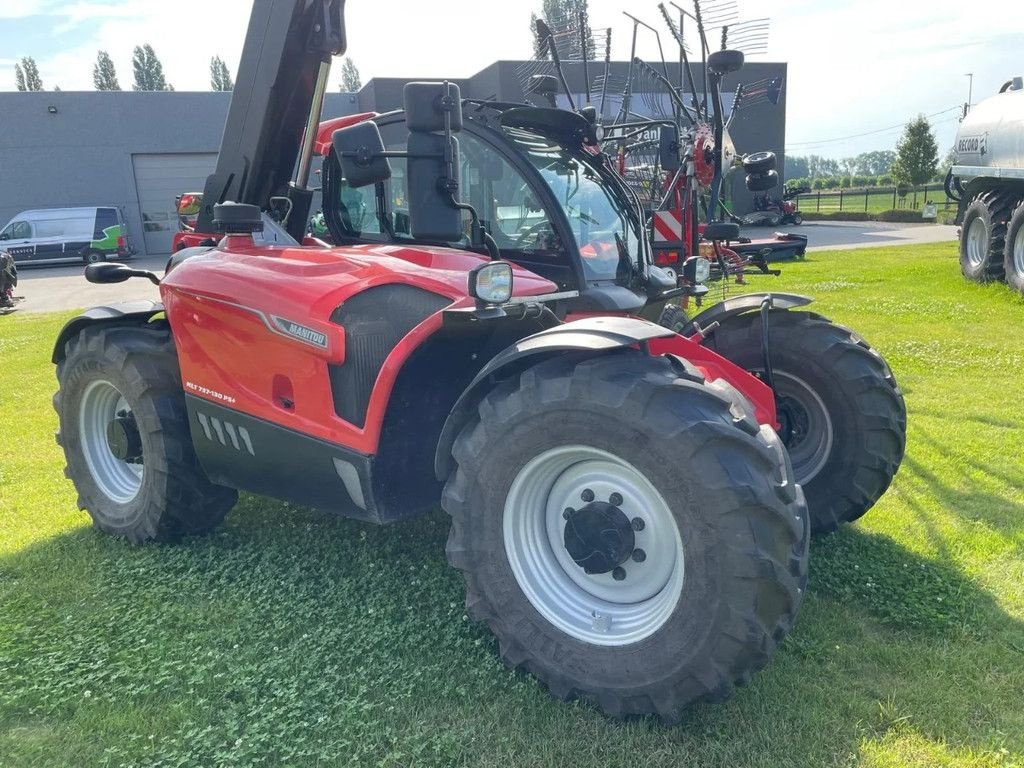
801,187,954,215
2,242,1023,767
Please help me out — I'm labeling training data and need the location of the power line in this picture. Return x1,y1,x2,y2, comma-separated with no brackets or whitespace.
785,106,961,149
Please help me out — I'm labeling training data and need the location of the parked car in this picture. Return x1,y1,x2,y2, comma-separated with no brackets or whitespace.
0,206,134,266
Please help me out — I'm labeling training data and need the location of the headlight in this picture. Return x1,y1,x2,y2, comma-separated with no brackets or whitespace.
683,256,711,285
469,261,513,305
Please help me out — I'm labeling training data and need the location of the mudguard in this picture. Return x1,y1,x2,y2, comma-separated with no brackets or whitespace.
434,316,676,479
52,301,165,364
433,315,777,479
683,292,812,336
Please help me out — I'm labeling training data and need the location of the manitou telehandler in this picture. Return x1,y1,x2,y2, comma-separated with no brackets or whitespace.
53,0,902,721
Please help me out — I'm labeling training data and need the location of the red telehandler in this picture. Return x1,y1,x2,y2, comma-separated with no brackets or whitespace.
52,0,901,721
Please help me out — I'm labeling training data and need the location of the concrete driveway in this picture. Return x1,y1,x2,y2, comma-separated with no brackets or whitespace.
5,221,959,315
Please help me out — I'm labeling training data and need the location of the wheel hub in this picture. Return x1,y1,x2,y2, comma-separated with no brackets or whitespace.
563,501,635,575
106,412,142,463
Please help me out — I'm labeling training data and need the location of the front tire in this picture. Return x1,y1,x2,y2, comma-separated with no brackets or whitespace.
1003,199,1024,295
54,325,237,543
704,310,906,534
442,353,807,720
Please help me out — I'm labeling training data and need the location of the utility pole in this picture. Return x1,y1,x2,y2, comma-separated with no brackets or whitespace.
963,72,974,119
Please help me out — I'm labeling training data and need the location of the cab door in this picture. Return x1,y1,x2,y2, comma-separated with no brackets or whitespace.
0,220,35,263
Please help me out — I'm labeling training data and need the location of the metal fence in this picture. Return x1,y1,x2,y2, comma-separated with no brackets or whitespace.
798,185,955,214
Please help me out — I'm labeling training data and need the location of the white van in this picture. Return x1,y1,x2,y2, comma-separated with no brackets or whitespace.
0,206,134,266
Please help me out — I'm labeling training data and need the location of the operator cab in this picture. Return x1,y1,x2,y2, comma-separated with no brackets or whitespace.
322,108,661,314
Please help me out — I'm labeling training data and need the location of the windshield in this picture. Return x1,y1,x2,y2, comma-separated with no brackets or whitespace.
504,130,642,282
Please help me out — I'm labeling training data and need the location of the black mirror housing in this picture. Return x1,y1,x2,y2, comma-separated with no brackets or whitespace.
85,263,133,284
404,82,463,134
332,121,392,188
407,132,463,242
659,125,681,172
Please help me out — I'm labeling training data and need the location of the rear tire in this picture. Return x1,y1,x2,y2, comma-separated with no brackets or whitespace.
704,311,906,534
1003,199,1024,295
54,324,237,543
959,191,1017,283
442,352,807,720
84,250,106,264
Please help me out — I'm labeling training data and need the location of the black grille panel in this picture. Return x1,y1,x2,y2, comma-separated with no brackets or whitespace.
329,284,451,427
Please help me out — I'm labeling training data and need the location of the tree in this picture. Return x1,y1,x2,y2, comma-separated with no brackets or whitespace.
784,155,810,181
892,114,939,187
209,56,233,91
93,50,121,91
531,0,596,60
339,57,361,92
14,57,43,91
132,44,171,91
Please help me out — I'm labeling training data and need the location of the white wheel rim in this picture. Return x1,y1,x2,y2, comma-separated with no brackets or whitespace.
79,380,143,504
966,217,988,268
1013,223,1024,276
503,445,684,646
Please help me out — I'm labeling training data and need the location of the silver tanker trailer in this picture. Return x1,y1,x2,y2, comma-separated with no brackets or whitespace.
947,76,1024,293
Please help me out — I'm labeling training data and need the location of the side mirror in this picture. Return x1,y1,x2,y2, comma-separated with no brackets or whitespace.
527,74,560,107
407,132,463,241
332,122,392,188
0,233,7,241
404,81,463,134
85,262,160,286
405,81,466,243
707,49,745,76
659,125,681,172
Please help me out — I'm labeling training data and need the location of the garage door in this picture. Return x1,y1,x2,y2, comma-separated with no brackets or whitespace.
133,153,217,254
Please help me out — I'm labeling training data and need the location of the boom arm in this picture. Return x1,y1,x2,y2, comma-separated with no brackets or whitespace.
196,0,346,240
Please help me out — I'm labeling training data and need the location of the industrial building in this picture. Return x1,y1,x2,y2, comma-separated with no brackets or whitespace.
0,59,786,256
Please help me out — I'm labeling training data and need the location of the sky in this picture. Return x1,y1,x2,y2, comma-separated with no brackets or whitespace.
1,0,1022,160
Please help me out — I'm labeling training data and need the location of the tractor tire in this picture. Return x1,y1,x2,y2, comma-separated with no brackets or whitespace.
658,303,689,332
442,352,807,721
704,310,906,534
743,151,777,175
54,324,237,544
792,213,803,226
960,191,1018,283
1003,199,1024,295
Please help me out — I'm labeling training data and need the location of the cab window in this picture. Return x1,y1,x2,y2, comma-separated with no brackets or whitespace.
0,221,32,240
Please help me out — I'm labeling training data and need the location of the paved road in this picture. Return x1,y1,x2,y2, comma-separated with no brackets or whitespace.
7,255,165,315
742,220,958,252
5,221,959,315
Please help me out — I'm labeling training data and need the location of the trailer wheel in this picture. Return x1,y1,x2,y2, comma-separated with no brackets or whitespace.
704,310,906,534
960,191,1017,283
54,324,237,543
442,352,807,720
1003,200,1024,295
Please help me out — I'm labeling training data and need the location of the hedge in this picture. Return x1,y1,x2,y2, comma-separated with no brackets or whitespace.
794,209,954,224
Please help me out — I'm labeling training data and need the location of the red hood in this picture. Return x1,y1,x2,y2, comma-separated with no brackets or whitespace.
161,237,558,327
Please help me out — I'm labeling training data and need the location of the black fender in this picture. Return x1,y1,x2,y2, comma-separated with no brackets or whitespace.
52,300,165,364
683,292,812,337
433,316,676,480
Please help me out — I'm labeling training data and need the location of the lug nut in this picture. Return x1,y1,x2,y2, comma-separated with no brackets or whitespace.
609,492,623,506
631,517,645,532
632,548,646,563
581,489,595,502
612,567,627,581
563,507,574,520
